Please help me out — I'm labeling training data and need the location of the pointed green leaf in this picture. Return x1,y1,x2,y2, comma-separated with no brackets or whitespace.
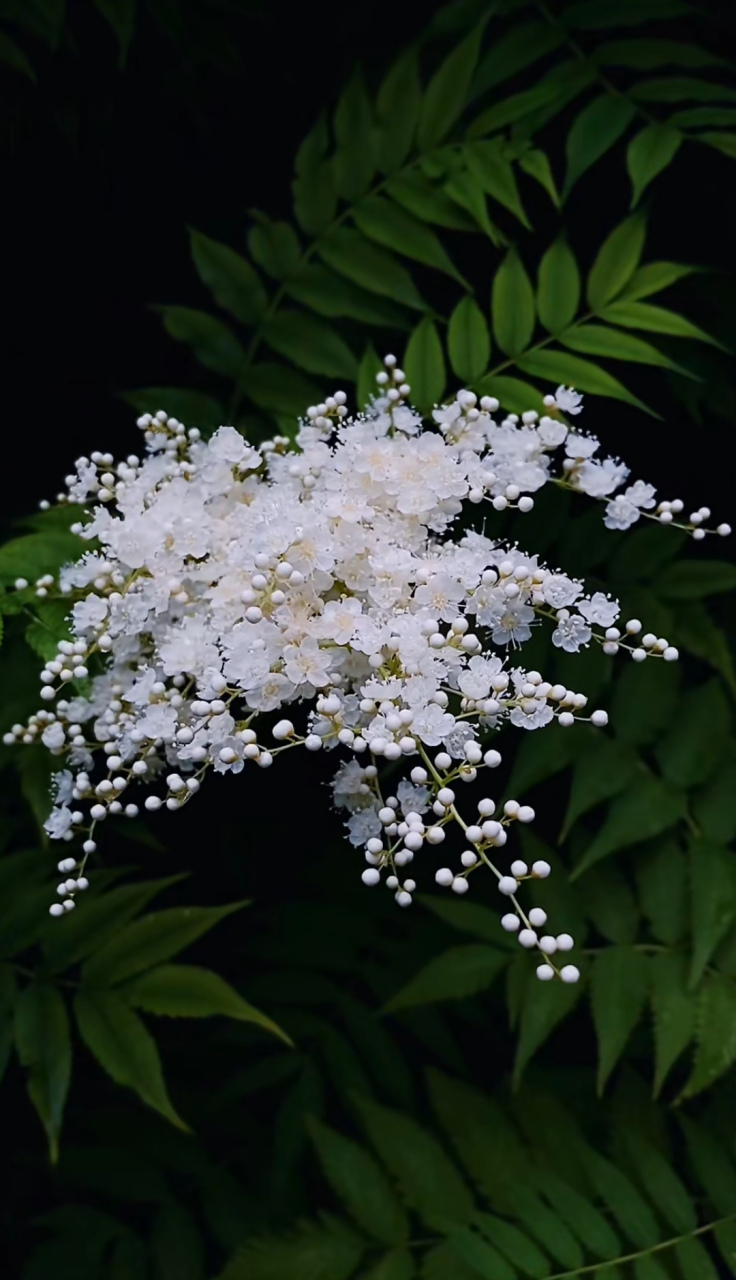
403,318,445,411
74,990,188,1129
261,311,357,379
120,388,224,429
634,841,687,946
537,1173,622,1261
474,374,546,415
427,1069,530,1211
591,947,650,1093
333,68,374,201
418,23,484,150
656,680,730,789
219,1217,364,1280
559,738,639,843
700,131,736,159
357,344,385,409
359,1252,416,1280
247,218,301,280
651,950,696,1096
293,113,337,236
150,1200,205,1280
514,978,584,1085
508,61,598,140
416,897,507,947
570,776,686,880
245,364,322,417
285,265,408,327
672,602,736,695
470,23,563,102
595,38,726,70
631,76,736,104
681,974,736,1099
693,746,736,846
518,148,560,206
444,171,504,243
491,248,535,357
610,659,680,748
671,106,736,127
384,945,508,1013
464,140,530,226
189,229,267,326
559,322,694,374
473,1212,549,1278
81,901,249,986
121,964,290,1042
563,94,636,198
154,307,245,379
353,195,467,285
467,82,564,140
353,1094,473,1229
624,1131,697,1232
386,172,476,230
689,842,736,988
92,0,136,63
618,260,698,300
40,875,188,974
537,238,580,334
580,1150,659,1248
375,48,421,172
600,299,724,347
507,720,580,796
448,296,491,382
676,1236,721,1280
678,1116,736,1217
657,559,736,599
319,228,426,311
307,1116,408,1245
628,124,684,205
515,349,656,416
587,216,647,310
15,982,70,1161
447,1226,516,1280
0,29,37,80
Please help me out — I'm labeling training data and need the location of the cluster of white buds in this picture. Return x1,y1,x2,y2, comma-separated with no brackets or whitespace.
4,357,729,984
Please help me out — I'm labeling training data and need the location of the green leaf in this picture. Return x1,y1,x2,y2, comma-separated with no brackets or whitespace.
618,260,698,300
357,344,385,409
580,1150,659,1248
154,307,245,379
120,388,224,429
651,950,696,1096
384,945,508,1013
467,82,564,139
74,990,188,1129
561,0,690,26
515,349,656,416
671,107,736,127
563,95,636,198
416,896,508,947
245,364,323,417
472,1212,549,1278
679,1115,736,1216
600,299,724,348
514,979,584,1085
319,228,426,310
595,38,725,70
610,659,680,747
446,1226,516,1280
537,1173,622,1261
92,0,136,64
700,131,736,159
693,745,736,845
470,23,563,102
247,218,301,280
40,875,187,974
656,680,730,789
634,840,688,946
261,311,357,379
403,318,446,410
219,1217,364,1280
584,863,639,946
375,48,421,173
609,522,686,584
518,148,560,206
444,170,504,243
15,982,70,1161
386,172,476,231
353,195,467,285
587,216,647,310
189,229,267,326
464,139,530,226
0,29,36,79
491,248,535,357
657,559,736,599
559,738,639,843
689,842,736,988
151,1201,206,1280
353,1094,473,1230
675,1236,721,1280
448,296,491,382
571,776,686,880
307,1117,408,1245
559,322,694,375
673,601,736,696
333,68,374,201
293,114,337,237
428,1069,530,1211
591,947,650,1093
0,530,81,585
418,22,483,150
121,964,289,1042
623,1131,697,1233
681,974,736,1099
474,374,546,415
358,1253,416,1280
537,238,580,334
628,123,684,205
81,901,249,986
631,76,736,104
286,265,408,327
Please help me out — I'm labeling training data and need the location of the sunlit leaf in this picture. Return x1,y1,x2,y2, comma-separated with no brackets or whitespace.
491,248,535,357
587,216,647,310
353,196,467,284
448,296,491,382
515,349,656,416
121,964,290,1042
403,318,446,411
319,228,426,310
563,95,636,198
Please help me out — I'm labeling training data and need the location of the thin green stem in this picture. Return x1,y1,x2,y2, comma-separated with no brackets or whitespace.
543,1211,736,1278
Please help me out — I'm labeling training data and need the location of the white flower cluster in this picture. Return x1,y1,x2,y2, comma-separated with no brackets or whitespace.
5,357,730,984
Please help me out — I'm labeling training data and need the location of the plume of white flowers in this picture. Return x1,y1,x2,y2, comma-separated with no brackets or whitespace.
5,356,730,984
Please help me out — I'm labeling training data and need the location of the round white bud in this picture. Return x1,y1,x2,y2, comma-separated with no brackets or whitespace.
435,867,454,886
